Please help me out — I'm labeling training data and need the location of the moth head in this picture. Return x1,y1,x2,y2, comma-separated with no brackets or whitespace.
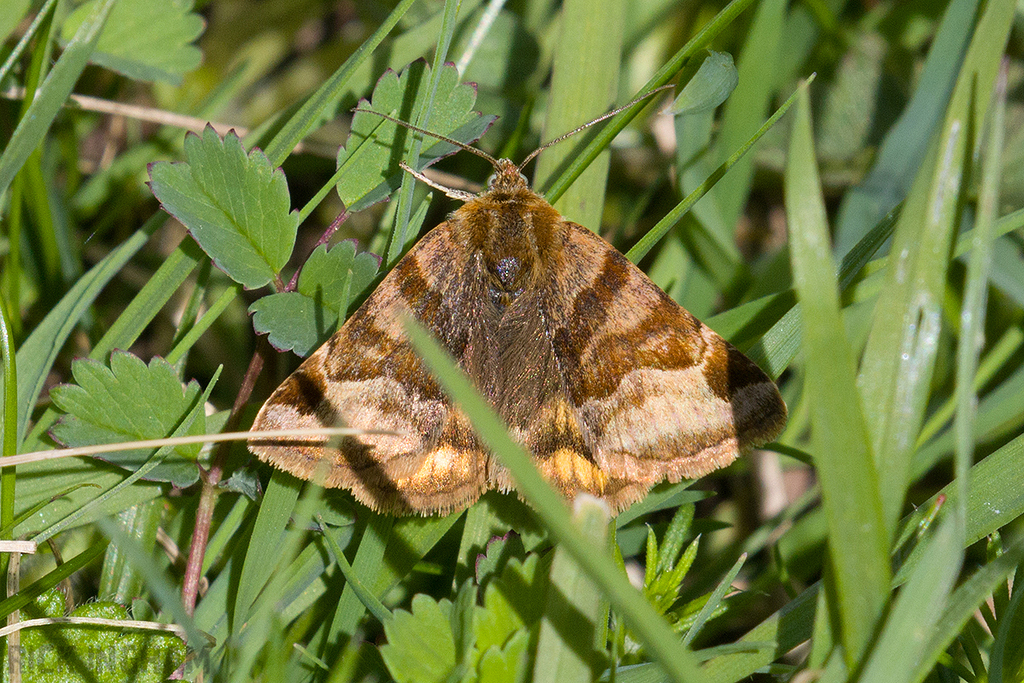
484,158,530,194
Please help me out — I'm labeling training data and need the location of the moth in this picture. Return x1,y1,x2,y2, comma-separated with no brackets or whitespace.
249,108,787,516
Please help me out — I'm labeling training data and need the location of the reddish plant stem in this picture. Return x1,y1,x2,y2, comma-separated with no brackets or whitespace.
181,337,268,615
284,210,350,292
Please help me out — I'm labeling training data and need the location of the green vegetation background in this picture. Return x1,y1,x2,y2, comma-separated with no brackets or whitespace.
1,0,1023,681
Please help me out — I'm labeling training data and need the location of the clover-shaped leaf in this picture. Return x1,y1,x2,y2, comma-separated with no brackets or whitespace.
149,126,298,289
249,241,380,357
50,352,209,487
61,0,204,84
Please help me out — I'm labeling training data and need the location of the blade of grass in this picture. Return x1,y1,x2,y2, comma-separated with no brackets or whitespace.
532,0,624,229
330,511,394,637
918,539,1024,683
386,0,464,267
682,553,745,647
14,213,164,446
544,0,757,204
262,0,418,166
325,511,461,653
706,0,786,231
317,514,393,626
833,0,979,254
0,296,17,536
406,319,702,683
955,58,1006,524
857,0,1014,540
625,78,806,264
534,496,611,683
0,0,116,199
234,470,302,624
0,0,58,86
858,514,963,683
785,83,889,664
19,229,200,452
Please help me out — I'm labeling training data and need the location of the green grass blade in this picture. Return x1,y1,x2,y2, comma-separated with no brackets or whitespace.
706,0,786,231
234,470,302,624
682,553,745,647
262,0,418,167
858,515,963,683
857,0,1015,540
13,214,162,445
20,233,201,452
543,0,757,204
0,295,17,535
318,514,393,626
534,496,610,683
0,0,57,86
955,59,1006,523
532,0,624,229
331,511,394,638
625,79,805,264
785,83,889,664
833,0,979,254
914,539,1024,683
0,0,116,199
328,511,461,647
405,320,702,683
386,0,464,267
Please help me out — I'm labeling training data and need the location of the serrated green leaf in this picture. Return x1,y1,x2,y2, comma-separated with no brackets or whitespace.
149,126,298,289
475,532,528,588
61,0,203,84
249,241,380,356
381,594,458,683
49,351,204,486
11,592,186,683
668,51,737,116
475,553,545,655
478,629,530,683
336,61,494,212
655,505,694,574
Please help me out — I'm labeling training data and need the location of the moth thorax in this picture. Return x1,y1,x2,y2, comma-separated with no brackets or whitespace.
485,251,531,308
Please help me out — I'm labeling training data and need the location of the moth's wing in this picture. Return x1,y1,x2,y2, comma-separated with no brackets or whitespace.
249,222,491,515
502,221,787,512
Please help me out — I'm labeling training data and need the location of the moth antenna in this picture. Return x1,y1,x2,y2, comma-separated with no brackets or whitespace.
517,85,673,172
399,162,476,201
351,108,501,169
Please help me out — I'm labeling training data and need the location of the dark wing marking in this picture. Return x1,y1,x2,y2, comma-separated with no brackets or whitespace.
521,221,787,511
249,221,492,515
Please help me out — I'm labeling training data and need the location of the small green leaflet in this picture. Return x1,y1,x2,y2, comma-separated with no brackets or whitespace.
149,126,299,289
250,241,380,357
49,352,210,487
61,0,204,84
667,51,738,117
337,60,496,212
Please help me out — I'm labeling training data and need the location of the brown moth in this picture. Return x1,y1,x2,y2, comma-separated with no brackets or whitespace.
249,110,787,516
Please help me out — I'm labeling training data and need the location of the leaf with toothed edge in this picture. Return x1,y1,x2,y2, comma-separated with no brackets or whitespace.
49,352,209,487
148,125,299,289
249,241,381,357
336,60,496,213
